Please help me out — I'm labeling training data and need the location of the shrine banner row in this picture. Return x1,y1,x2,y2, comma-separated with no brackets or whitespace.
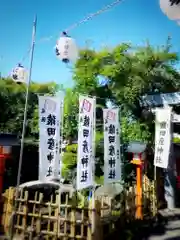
38,94,122,190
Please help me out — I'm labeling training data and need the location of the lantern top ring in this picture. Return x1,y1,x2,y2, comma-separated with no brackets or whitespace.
62,31,68,37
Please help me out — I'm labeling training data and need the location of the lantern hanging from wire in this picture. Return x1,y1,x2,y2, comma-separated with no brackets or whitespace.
11,63,28,84
159,0,180,20
55,32,78,63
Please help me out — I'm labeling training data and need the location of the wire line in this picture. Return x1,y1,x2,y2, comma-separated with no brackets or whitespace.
17,0,123,65
65,0,122,33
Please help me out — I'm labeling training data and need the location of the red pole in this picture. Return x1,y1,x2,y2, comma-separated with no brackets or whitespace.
131,153,143,219
0,155,6,195
136,164,142,219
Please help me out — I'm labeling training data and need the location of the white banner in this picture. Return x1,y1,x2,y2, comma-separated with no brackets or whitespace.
154,107,172,169
77,95,95,190
103,108,121,184
38,95,64,181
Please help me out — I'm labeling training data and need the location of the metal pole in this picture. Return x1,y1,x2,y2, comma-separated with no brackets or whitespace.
15,16,37,190
59,95,64,182
164,107,176,209
0,55,2,80
58,96,64,238
10,16,37,240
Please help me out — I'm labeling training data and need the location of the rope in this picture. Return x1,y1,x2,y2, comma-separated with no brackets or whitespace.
65,0,122,33
20,48,31,63
18,0,123,65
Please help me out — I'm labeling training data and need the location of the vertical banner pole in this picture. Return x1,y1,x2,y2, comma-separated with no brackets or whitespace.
58,95,64,237
164,107,175,209
153,165,157,215
119,107,122,183
91,96,96,237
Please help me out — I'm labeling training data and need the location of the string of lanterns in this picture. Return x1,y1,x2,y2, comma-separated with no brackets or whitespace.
10,0,180,84
11,32,78,83
10,0,122,84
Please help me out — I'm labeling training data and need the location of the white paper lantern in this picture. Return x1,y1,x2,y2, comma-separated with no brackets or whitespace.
11,64,28,84
55,32,78,63
159,0,180,20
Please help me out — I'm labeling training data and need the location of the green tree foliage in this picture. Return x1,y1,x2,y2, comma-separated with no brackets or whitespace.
73,38,180,143
0,78,59,138
62,144,77,180
69,38,180,182
1,38,180,184
62,131,104,183
63,89,79,139
121,117,151,144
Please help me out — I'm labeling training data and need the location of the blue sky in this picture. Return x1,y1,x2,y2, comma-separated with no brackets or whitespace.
0,0,180,88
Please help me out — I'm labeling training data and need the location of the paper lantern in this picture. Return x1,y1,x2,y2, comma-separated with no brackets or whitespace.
11,64,28,84
55,32,78,63
159,0,180,20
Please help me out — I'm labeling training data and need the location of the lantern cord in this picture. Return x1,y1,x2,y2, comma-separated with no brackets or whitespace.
64,0,123,33
17,0,123,65
20,48,32,64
